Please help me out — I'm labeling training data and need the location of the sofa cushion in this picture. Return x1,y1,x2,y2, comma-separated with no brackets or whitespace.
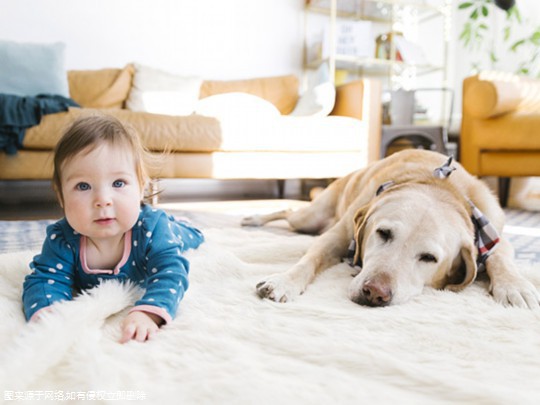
290,62,335,117
471,112,540,150
23,108,223,152
200,75,299,115
215,115,364,152
195,92,280,120
0,40,69,97
68,65,134,109
126,64,202,116
290,82,336,117
68,65,133,108
22,107,363,155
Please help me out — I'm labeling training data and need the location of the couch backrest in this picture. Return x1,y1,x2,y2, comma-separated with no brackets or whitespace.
67,65,299,114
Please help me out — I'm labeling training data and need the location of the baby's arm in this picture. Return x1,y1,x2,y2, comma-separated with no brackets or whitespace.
128,216,196,328
119,311,162,343
23,225,75,321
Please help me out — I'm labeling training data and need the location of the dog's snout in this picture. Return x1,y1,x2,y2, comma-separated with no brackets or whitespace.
358,279,392,307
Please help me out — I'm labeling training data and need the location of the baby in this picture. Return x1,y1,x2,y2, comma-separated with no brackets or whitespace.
22,115,204,343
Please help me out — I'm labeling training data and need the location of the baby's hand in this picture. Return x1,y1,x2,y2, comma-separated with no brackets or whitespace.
119,311,163,343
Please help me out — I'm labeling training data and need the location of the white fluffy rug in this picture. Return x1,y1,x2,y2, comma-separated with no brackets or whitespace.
1,211,540,404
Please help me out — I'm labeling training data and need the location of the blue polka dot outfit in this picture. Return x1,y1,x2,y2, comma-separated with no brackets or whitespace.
22,204,204,323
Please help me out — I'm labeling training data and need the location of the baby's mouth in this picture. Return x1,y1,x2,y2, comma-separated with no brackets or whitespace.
95,217,115,225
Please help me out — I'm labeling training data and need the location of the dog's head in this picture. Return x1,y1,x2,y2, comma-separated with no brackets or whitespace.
348,183,477,307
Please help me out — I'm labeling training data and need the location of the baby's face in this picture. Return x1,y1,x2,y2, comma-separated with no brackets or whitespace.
59,142,142,243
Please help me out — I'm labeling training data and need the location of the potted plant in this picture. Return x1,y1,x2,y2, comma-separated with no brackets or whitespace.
458,0,540,77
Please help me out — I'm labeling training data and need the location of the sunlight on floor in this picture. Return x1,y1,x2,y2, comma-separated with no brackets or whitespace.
157,199,309,217
503,225,540,237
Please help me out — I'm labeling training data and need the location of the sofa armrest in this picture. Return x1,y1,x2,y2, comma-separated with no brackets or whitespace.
463,72,540,119
331,79,382,163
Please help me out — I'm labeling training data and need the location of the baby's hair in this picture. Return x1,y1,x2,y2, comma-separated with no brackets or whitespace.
53,114,151,204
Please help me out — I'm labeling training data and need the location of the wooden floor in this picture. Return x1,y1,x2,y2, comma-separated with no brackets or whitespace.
0,199,310,221
0,179,320,221
0,201,62,220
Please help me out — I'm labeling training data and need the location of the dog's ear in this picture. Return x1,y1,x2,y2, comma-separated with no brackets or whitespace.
352,205,370,266
444,243,478,292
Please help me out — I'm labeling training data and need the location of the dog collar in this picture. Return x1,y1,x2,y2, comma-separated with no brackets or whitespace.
346,156,500,272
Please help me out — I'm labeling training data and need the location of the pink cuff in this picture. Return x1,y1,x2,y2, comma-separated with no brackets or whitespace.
129,305,172,325
29,306,53,322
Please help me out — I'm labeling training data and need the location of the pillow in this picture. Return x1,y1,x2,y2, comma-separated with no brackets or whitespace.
194,92,280,120
68,65,134,109
290,63,335,117
0,40,69,97
126,63,202,116
200,75,299,115
290,82,336,117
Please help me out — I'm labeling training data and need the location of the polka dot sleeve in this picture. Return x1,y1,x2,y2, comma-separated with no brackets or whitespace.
131,211,203,323
22,222,77,321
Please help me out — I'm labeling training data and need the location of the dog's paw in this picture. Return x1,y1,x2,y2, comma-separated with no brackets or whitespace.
255,274,304,303
491,276,540,309
241,215,263,227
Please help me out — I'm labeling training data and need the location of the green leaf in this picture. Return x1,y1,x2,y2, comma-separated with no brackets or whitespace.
510,39,526,52
503,26,511,41
459,22,474,47
470,8,479,20
489,51,498,63
482,6,488,17
508,6,522,23
478,23,488,30
458,2,474,9
530,30,540,45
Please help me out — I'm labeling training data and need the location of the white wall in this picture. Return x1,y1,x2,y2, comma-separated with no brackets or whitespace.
1,0,538,124
0,0,304,80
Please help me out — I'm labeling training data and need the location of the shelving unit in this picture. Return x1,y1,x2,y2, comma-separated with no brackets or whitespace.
304,0,451,92
304,0,454,156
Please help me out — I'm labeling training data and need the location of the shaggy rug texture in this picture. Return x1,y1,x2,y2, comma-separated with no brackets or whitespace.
1,210,540,404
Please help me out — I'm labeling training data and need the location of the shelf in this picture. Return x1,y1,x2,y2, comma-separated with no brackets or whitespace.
306,55,444,76
303,0,450,98
306,0,445,23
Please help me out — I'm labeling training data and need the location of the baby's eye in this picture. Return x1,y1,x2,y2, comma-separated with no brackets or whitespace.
113,180,126,188
76,182,90,191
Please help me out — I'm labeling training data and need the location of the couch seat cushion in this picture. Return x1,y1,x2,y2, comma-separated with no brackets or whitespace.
23,109,364,154
216,115,364,152
23,109,222,152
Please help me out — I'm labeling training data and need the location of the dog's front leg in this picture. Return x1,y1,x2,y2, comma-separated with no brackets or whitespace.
256,219,352,302
486,237,540,309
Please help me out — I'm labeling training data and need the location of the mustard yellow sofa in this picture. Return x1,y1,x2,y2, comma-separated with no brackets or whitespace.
460,71,540,205
0,65,382,187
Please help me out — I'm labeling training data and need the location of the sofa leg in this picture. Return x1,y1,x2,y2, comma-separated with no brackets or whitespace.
150,179,161,206
277,180,285,199
498,177,511,208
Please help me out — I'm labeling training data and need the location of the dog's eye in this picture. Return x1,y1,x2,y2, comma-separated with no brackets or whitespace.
419,253,438,263
376,228,392,242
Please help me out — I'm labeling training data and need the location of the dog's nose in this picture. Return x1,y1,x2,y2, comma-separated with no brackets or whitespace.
361,279,392,307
